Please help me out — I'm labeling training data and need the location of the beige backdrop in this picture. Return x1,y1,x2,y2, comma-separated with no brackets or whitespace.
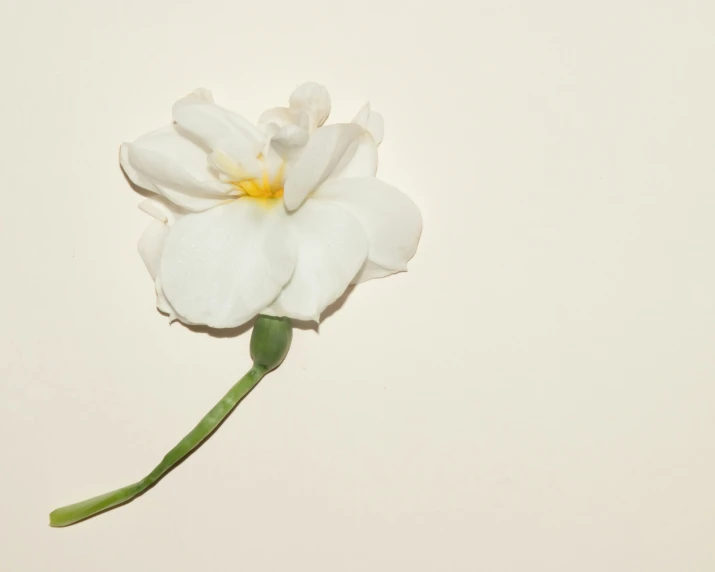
1,0,714,570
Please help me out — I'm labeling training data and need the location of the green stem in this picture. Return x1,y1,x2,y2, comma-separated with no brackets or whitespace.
49,364,268,527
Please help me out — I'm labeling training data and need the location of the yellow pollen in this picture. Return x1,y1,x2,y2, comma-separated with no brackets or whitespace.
232,164,284,200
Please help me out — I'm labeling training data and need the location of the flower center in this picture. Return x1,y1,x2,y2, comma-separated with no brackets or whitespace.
231,164,284,200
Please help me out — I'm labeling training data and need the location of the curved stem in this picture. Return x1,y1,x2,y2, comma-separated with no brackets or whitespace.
49,364,268,527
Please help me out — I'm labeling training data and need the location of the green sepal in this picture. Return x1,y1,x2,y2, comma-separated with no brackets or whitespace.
250,315,292,371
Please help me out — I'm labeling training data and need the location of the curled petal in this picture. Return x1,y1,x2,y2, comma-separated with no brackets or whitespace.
138,219,168,280
288,82,331,132
172,90,264,149
353,102,384,145
172,90,265,173
212,137,264,178
137,219,180,320
283,123,363,211
258,106,294,130
139,196,187,225
316,177,422,275
258,83,330,135
155,278,180,321
120,125,233,212
330,132,377,179
351,260,397,284
267,124,309,165
160,200,296,328
267,201,368,321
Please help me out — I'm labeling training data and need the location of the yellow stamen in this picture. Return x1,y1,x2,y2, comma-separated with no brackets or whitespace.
232,165,284,199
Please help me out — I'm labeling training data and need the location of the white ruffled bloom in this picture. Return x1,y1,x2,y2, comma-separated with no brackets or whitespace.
120,83,422,327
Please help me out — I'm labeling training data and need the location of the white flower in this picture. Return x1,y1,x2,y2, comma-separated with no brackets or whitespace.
120,83,422,328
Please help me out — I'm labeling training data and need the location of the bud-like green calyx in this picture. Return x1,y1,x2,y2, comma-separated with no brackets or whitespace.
250,315,292,371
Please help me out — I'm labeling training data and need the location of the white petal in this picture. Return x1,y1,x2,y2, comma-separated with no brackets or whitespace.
353,103,371,127
155,277,179,321
120,125,234,212
258,106,294,130
288,83,331,132
268,201,368,321
330,132,377,179
213,136,264,176
139,196,187,225
207,150,259,182
352,102,384,145
351,260,398,284
259,84,330,134
173,90,264,148
366,112,384,145
137,219,180,320
138,219,168,280
160,199,295,328
182,87,215,104
267,124,309,165
172,90,265,172
283,123,363,211
316,177,422,273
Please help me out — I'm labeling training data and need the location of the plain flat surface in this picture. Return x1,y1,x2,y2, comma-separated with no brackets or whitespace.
1,0,714,570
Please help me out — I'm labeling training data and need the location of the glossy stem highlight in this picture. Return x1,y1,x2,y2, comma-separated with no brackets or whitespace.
49,364,267,527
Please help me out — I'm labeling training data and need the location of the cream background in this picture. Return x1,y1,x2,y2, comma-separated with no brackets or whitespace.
1,0,714,570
